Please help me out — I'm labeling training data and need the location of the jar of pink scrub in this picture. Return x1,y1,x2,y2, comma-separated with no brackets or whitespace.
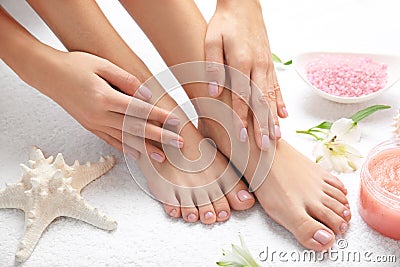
359,139,400,239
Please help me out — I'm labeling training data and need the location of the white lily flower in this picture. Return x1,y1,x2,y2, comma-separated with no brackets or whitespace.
313,118,363,173
217,234,260,267
329,118,361,143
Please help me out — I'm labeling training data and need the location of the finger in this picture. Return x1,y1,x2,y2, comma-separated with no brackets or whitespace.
272,68,288,118
95,58,154,101
104,127,166,163
107,92,180,126
104,112,184,148
205,31,225,97
228,63,252,143
266,71,281,140
250,69,271,151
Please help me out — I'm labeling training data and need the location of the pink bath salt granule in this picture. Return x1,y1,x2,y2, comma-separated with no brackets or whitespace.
306,54,388,97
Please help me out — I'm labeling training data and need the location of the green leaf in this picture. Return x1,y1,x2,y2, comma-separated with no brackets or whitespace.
283,59,293,65
271,53,282,63
313,121,333,130
350,105,391,123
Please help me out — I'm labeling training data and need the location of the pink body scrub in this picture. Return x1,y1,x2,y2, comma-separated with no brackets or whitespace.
359,140,400,239
306,55,388,97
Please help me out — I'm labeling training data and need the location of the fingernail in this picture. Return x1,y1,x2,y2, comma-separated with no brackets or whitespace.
274,125,281,139
187,213,197,222
138,85,152,100
204,211,214,220
340,222,348,233
170,139,184,148
218,211,228,219
313,230,333,245
262,135,269,150
240,127,248,142
150,152,164,163
282,107,288,117
237,190,252,202
166,118,180,126
345,204,350,209
343,209,351,217
169,209,177,217
208,81,219,96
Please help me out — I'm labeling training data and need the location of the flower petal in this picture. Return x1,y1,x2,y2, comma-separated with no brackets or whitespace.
329,118,361,143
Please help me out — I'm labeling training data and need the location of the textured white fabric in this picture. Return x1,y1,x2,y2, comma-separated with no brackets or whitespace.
0,0,399,266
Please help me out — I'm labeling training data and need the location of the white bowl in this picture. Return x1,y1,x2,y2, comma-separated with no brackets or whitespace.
293,52,400,103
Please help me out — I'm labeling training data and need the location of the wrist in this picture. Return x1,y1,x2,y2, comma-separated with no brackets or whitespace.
216,0,260,9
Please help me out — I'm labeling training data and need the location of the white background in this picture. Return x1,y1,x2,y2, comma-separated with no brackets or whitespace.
0,0,399,266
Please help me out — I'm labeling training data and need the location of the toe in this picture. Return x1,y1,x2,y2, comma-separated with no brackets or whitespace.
225,181,255,211
308,203,349,235
212,197,231,222
324,175,347,195
181,206,199,223
291,212,336,251
198,204,217,225
163,204,181,218
323,183,348,205
322,195,352,222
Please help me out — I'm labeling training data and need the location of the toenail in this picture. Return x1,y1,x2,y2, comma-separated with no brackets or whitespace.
340,222,348,233
169,209,177,217
218,211,228,219
187,213,197,222
343,209,350,217
237,190,252,201
313,230,333,245
204,211,214,220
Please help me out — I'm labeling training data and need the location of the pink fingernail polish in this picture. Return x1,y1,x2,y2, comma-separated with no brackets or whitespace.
282,107,289,117
262,135,269,150
208,81,219,97
274,125,281,139
340,222,348,233
240,127,248,142
187,213,197,222
218,211,228,219
237,190,252,202
138,85,152,100
150,153,164,163
166,118,180,126
204,211,214,220
169,209,177,217
170,139,184,148
345,204,350,209
343,209,351,217
313,230,333,245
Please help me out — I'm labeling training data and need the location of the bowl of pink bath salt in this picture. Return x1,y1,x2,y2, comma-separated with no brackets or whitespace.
294,52,400,103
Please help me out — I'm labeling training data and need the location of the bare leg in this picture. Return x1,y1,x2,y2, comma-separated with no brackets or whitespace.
122,0,352,250
27,0,255,224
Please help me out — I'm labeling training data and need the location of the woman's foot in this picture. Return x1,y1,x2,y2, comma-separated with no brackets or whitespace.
197,90,350,249
130,121,255,225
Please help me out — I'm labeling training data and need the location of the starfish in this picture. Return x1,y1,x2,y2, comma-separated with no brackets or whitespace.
0,147,117,263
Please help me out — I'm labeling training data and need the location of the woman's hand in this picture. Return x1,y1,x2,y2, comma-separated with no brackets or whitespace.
34,51,182,162
205,0,287,150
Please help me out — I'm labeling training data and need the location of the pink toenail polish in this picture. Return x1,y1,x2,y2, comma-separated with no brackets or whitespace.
274,125,281,139
150,153,164,163
205,211,214,220
208,81,219,96
313,230,333,245
169,209,177,217
237,190,252,202
187,213,197,222
218,211,228,219
340,222,348,233
343,209,351,217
